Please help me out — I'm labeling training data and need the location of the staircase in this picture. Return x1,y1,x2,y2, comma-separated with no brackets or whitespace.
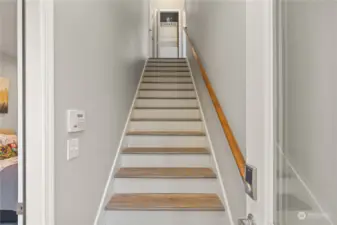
100,58,228,225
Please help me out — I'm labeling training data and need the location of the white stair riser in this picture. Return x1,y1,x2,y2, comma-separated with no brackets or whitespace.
144,72,190,76
128,121,204,132
147,62,187,65
142,77,192,83
138,91,196,98
113,179,220,194
140,83,194,90
121,154,212,167
135,99,198,108
146,67,189,72
147,63,188,67
148,60,187,63
125,136,208,148
104,211,228,225
132,109,200,119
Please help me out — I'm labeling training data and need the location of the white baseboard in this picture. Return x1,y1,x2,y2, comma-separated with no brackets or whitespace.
277,144,334,225
93,59,148,225
186,57,235,225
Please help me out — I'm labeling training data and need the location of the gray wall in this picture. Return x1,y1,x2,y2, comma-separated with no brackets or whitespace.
0,0,17,57
0,0,18,131
151,0,185,9
282,1,337,223
185,0,246,222
54,0,148,224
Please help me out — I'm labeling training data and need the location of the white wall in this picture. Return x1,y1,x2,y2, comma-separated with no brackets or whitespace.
282,1,337,223
54,0,148,224
245,1,274,223
0,0,18,130
185,0,246,222
151,0,184,9
0,0,17,57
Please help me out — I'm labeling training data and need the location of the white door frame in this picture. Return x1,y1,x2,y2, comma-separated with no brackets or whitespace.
245,0,275,224
156,9,183,58
25,0,55,225
17,0,23,224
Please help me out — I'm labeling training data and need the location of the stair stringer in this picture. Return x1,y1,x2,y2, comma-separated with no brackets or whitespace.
186,58,235,225
93,59,148,225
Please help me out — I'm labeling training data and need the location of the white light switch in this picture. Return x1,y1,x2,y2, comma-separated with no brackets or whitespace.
67,110,86,133
67,138,79,160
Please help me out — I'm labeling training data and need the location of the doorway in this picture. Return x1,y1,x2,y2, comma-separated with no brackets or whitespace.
158,11,179,58
150,9,185,58
0,0,24,224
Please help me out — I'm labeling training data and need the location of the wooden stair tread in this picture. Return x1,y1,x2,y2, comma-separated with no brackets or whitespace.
146,65,188,68
138,88,195,90
126,131,205,136
146,63,189,68
139,89,194,91
147,62,187,64
134,107,199,109
130,118,202,122
142,81,193,84
122,147,209,154
148,60,186,62
144,72,190,74
145,70,190,72
106,193,224,211
143,75,191,78
137,97,196,100
147,61,187,63
149,57,186,59
144,73,191,76
115,167,216,178
148,59,186,61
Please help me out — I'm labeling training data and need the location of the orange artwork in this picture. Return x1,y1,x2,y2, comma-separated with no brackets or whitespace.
0,77,9,114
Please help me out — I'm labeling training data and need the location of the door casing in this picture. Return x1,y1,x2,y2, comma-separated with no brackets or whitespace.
25,0,55,225
245,0,275,224
151,8,184,58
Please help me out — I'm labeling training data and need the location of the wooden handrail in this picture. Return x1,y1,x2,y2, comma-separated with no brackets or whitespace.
184,28,246,179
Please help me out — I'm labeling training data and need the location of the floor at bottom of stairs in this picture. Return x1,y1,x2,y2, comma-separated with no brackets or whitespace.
103,211,231,225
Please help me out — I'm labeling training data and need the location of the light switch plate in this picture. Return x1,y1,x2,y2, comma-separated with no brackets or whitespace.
67,138,79,160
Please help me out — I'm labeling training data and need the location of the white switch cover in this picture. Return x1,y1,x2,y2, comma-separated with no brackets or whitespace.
67,110,86,133
67,138,79,160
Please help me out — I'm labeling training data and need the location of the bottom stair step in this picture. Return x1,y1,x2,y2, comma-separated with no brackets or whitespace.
106,194,225,211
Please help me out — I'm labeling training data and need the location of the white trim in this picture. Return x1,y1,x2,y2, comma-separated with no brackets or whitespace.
41,1,55,224
156,9,183,58
264,2,275,224
277,144,334,225
25,0,55,224
94,59,148,225
17,0,24,224
245,0,275,224
186,58,235,225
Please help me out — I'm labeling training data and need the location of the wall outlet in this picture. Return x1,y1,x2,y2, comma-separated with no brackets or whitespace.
67,138,79,160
